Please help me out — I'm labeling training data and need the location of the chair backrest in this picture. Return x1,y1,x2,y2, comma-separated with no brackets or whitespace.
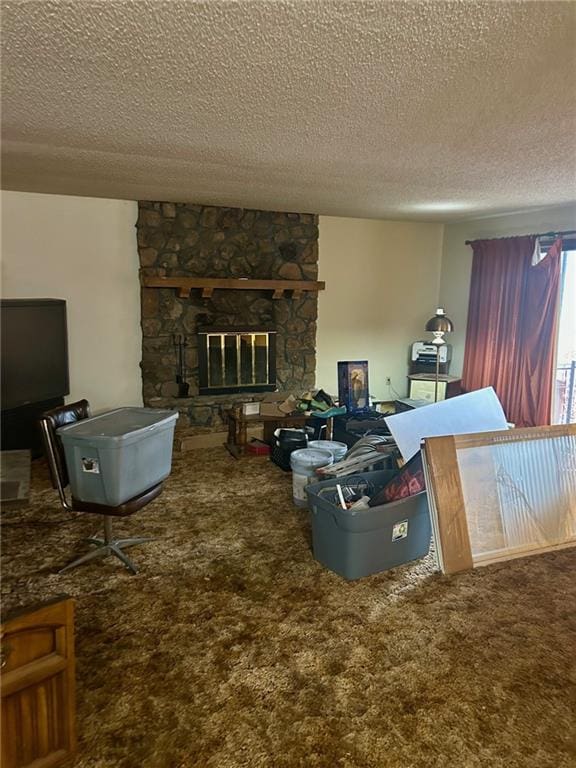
39,400,91,491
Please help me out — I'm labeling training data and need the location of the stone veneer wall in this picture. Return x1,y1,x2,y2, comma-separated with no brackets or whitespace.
137,202,319,433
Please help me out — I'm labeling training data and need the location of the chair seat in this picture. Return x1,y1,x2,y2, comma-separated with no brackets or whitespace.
71,482,163,517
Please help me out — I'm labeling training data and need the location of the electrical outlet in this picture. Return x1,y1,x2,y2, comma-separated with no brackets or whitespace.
386,376,391,386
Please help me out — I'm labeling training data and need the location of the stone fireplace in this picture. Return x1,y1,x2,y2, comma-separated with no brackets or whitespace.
136,202,320,436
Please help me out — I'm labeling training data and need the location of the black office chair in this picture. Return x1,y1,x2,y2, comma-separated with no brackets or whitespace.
39,399,162,574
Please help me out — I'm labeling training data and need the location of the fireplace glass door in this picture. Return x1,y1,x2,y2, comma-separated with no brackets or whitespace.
198,329,276,394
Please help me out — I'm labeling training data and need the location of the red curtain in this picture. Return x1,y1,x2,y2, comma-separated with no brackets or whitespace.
462,236,562,426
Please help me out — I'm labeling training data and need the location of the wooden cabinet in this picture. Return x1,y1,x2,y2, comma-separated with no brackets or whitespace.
408,374,462,403
1,597,76,768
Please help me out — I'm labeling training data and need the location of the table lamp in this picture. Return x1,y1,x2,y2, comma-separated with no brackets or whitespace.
425,308,454,402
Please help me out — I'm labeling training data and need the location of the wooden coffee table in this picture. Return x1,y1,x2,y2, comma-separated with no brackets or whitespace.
225,410,309,458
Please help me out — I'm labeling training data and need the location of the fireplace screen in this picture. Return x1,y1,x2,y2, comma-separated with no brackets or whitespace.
198,328,277,395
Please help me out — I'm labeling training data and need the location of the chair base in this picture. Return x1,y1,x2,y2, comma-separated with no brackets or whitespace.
59,517,153,575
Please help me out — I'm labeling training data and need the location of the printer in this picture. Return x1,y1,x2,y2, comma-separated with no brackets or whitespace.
410,341,452,375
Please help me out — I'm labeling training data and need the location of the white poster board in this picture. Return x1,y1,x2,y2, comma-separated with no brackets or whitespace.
385,387,509,460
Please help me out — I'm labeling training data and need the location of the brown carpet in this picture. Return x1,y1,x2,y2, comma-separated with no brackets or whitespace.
2,449,575,768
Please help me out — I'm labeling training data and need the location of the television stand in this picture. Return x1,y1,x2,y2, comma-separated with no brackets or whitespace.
0,450,31,508
1,397,64,458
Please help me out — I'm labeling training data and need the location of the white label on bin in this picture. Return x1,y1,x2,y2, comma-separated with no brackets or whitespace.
392,520,409,541
81,457,100,474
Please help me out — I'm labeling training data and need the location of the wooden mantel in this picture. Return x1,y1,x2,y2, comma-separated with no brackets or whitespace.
141,275,326,300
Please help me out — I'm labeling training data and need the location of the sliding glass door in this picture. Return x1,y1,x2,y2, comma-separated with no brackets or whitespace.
553,248,576,424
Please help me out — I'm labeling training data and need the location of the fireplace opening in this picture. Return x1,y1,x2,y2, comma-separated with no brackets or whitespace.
198,327,277,395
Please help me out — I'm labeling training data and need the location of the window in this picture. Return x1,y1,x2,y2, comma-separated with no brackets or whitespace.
553,247,576,424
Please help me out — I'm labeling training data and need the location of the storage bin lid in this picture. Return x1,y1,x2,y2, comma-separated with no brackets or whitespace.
276,428,308,444
290,448,333,470
57,407,178,443
308,440,347,455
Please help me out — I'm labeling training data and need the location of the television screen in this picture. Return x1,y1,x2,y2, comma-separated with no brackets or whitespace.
1,299,70,410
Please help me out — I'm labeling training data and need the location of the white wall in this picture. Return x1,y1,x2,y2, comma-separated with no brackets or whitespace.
317,217,444,401
1,191,142,412
9,194,568,412
439,204,576,376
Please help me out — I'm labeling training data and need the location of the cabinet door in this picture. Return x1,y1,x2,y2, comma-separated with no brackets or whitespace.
1,597,76,768
409,379,446,402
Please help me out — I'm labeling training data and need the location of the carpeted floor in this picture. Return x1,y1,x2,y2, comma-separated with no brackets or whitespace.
2,449,575,768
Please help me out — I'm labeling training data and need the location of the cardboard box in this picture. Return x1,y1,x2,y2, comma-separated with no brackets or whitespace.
242,402,260,416
260,392,298,417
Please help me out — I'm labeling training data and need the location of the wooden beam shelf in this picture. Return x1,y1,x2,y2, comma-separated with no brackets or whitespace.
141,276,325,300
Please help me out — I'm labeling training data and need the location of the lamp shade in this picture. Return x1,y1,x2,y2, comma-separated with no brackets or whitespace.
425,308,454,334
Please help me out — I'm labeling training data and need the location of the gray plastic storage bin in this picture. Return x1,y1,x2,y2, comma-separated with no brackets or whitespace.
305,470,431,580
58,407,178,506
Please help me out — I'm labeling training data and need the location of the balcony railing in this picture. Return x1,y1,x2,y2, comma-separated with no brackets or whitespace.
554,361,576,424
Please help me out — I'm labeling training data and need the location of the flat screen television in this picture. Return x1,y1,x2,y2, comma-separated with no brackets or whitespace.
1,298,70,411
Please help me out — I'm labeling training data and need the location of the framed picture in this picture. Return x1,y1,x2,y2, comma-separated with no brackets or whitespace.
337,360,370,413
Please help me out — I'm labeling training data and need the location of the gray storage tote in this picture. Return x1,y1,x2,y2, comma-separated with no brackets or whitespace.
58,407,178,506
305,470,431,580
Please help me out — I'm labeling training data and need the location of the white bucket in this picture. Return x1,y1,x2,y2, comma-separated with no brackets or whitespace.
308,440,348,463
290,448,333,508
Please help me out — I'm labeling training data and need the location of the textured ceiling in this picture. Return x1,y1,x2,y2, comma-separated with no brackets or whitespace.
1,0,576,220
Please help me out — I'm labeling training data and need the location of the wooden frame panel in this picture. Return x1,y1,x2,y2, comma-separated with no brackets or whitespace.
423,424,576,574
422,436,473,574
452,423,576,449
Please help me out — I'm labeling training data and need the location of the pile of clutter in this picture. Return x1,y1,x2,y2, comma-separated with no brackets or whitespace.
252,389,346,419
296,389,347,418
316,434,399,477
270,392,400,471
